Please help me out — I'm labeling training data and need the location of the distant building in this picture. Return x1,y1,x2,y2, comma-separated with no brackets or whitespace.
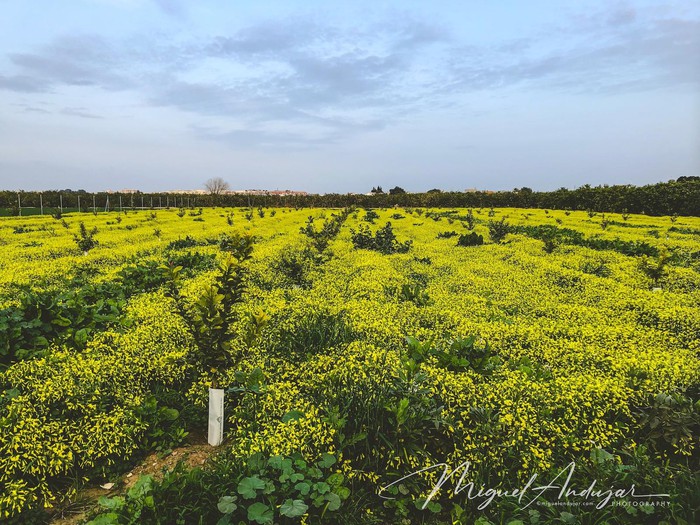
229,189,309,196
166,188,309,196
464,188,478,193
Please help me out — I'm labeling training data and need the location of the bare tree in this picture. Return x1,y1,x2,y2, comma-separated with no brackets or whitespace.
204,177,230,195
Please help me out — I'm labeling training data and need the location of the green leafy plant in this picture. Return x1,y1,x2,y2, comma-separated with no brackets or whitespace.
398,283,430,307
464,208,476,230
632,391,699,458
216,452,350,524
74,222,99,253
162,233,255,386
134,395,189,454
350,222,412,254
456,232,484,247
363,209,379,223
89,475,156,525
272,244,324,289
274,310,354,362
487,217,509,243
638,247,670,287
405,335,500,374
299,210,350,252
541,231,559,253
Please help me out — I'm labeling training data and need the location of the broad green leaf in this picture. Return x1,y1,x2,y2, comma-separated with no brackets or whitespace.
324,492,341,511
217,495,238,514
326,473,344,487
159,407,179,421
295,482,311,496
237,476,266,499
247,502,273,524
267,455,284,470
317,453,336,469
560,512,576,523
247,452,266,472
127,475,153,499
313,481,330,494
282,410,304,424
97,496,124,511
86,513,121,525
280,499,308,517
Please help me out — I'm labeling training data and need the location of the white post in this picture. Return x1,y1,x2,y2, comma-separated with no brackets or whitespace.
60,194,63,213
208,388,225,446
40,193,43,215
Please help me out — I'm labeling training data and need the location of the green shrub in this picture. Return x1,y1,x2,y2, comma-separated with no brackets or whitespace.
363,209,379,223
74,222,99,253
456,232,484,247
487,217,509,243
350,222,411,254
272,244,324,289
638,247,671,287
398,283,430,307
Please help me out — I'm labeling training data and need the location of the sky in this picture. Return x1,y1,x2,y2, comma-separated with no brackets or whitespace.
0,0,698,193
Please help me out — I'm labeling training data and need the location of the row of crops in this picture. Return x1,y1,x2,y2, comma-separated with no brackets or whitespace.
0,206,698,524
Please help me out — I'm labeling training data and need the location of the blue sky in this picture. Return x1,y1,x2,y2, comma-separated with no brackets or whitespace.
0,0,698,193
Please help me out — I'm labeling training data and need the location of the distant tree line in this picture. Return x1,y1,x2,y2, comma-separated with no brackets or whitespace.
1,178,699,216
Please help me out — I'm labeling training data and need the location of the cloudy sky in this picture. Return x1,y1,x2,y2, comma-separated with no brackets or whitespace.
0,0,698,193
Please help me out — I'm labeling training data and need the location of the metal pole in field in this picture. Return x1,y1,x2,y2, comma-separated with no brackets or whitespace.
78,195,81,212
159,196,162,208
40,193,43,215
60,194,63,213
17,193,21,216
141,195,144,209
119,195,122,212
166,196,169,208
93,194,96,213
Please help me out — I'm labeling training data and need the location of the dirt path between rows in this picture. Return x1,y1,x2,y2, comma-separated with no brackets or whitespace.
49,434,215,525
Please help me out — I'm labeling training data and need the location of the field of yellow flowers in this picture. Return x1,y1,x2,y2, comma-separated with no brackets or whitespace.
0,206,698,524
